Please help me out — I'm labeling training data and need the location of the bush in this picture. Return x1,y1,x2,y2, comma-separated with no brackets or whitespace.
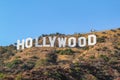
111,29,116,32
0,73,5,79
4,51,15,59
35,59,49,67
6,44,16,51
97,36,106,43
52,72,64,80
0,47,7,54
30,56,39,59
35,52,57,67
100,55,109,62
114,46,120,50
15,73,22,80
81,46,89,50
6,59,22,68
108,57,117,64
57,49,74,55
117,33,120,36
102,47,108,51
21,61,35,70
102,32,107,34
46,52,58,64
89,56,95,59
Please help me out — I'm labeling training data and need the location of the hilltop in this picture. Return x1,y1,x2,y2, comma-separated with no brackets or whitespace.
0,28,120,80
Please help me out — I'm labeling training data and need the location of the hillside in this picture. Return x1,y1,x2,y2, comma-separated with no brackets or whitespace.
0,28,120,80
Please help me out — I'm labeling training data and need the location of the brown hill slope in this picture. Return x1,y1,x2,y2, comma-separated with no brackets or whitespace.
0,28,120,80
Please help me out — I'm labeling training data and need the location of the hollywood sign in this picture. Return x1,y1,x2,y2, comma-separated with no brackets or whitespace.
17,34,97,50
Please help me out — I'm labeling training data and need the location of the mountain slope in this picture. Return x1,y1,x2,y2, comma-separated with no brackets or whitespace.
0,28,120,80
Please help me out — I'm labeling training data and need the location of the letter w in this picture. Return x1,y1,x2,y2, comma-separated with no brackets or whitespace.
58,37,67,47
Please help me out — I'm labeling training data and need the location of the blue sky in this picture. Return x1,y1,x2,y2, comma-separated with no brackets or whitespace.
0,0,120,46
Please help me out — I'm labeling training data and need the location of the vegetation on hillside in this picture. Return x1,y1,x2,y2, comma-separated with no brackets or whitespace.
0,28,120,80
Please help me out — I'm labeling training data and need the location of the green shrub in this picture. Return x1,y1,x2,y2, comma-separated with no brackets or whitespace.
48,70,67,80
108,57,117,64
15,56,21,59
46,52,57,64
4,51,15,58
102,47,108,51
15,73,22,80
35,52,57,67
57,49,74,55
6,44,16,51
0,73,5,79
35,59,49,67
21,61,35,70
43,71,50,76
81,46,89,50
0,47,7,54
97,36,106,43
30,56,39,59
89,56,95,59
114,46,120,50
100,55,109,62
6,59,22,68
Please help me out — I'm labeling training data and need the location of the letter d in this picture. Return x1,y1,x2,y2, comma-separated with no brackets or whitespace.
88,35,97,45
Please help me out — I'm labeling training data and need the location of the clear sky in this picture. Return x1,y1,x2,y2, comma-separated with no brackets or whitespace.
0,0,120,46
